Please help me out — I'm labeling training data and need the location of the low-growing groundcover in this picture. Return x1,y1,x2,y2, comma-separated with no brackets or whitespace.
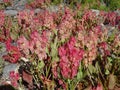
0,0,120,90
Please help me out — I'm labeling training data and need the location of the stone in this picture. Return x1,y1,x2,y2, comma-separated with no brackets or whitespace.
115,9,120,16
4,10,18,16
91,9,100,16
13,0,27,7
16,5,25,11
0,0,3,3
2,63,20,80
6,6,14,10
34,8,43,13
47,5,59,12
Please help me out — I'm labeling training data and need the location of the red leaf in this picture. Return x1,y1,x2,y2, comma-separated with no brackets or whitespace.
22,71,33,85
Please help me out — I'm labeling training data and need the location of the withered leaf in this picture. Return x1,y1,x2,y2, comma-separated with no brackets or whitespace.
22,71,33,85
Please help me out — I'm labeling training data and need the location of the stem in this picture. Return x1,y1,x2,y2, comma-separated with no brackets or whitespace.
87,67,95,86
98,64,108,89
46,63,51,78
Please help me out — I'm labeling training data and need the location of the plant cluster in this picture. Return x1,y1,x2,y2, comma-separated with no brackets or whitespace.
0,1,120,90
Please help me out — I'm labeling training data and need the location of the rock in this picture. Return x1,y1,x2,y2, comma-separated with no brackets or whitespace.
13,0,27,8
115,9,120,16
105,25,116,36
4,0,27,11
2,63,20,80
6,6,14,10
47,5,59,12
34,8,43,13
4,10,18,16
91,9,100,16
16,5,25,11
0,0,3,3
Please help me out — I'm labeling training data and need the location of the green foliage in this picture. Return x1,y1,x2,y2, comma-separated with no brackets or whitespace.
77,62,84,80
51,0,63,5
50,0,120,11
108,0,120,10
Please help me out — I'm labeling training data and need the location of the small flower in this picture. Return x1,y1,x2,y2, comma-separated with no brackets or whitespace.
92,83,103,90
17,30,50,60
99,42,107,50
58,79,66,90
105,50,110,56
9,71,15,78
17,10,34,27
5,37,12,51
59,37,84,79
17,36,29,55
9,71,20,87
107,12,117,26
3,38,21,63
58,46,66,57
58,8,76,41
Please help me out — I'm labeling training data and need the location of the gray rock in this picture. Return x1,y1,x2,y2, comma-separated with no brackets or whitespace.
106,25,116,36
47,6,59,12
0,0,2,1
4,10,18,16
13,0,27,7
115,9,120,16
2,63,20,80
34,8,43,13
6,6,14,10
16,5,25,11
91,9,100,16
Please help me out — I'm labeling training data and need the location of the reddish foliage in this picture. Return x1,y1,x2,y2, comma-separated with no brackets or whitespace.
0,10,5,27
22,71,33,85
58,37,84,79
9,71,20,87
3,38,21,63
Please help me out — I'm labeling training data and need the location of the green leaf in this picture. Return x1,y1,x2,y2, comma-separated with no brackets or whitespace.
52,57,59,62
50,36,58,62
108,74,116,89
67,79,71,84
107,57,113,62
51,43,57,57
77,71,83,80
105,69,110,75
10,32,18,41
95,61,100,74
46,47,50,55
38,60,45,69
77,62,83,80
88,64,96,74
